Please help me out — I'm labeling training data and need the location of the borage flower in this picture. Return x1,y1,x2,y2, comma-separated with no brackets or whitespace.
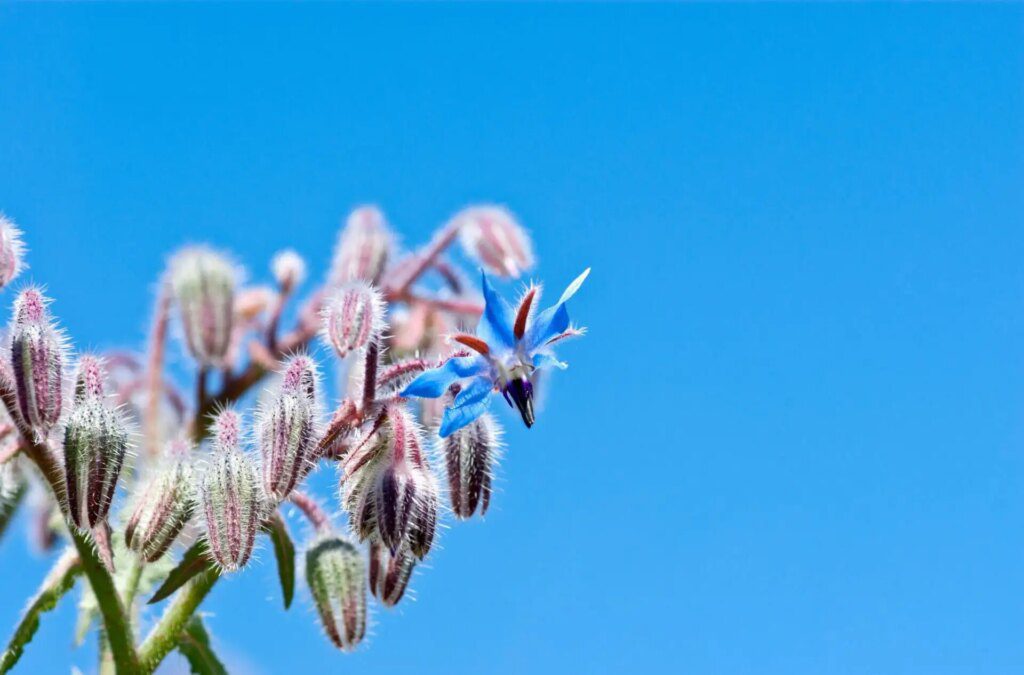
400,268,589,437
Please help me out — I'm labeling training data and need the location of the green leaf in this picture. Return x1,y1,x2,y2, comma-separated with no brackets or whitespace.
148,542,214,605
0,549,82,673
177,616,228,675
263,511,295,609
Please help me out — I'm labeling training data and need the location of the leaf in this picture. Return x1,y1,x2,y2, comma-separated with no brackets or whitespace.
262,511,295,609
177,616,228,675
0,549,82,673
148,542,214,605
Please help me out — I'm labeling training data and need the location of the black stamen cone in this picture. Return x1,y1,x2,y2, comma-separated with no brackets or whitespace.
504,377,535,428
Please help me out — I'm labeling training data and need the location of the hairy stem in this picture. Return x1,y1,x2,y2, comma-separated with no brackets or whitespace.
137,569,219,673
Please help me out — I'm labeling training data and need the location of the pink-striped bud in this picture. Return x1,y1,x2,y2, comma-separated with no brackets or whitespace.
441,413,501,519
63,357,129,530
452,205,534,278
125,442,194,562
306,534,367,651
200,409,263,572
271,249,306,293
329,206,392,285
368,541,416,607
0,214,26,290
321,282,384,360
169,247,237,367
9,289,65,434
258,356,319,502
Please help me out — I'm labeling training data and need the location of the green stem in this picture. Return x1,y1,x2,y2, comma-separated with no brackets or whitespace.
137,569,220,674
0,548,82,673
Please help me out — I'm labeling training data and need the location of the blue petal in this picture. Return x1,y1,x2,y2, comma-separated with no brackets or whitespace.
400,357,485,399
523,269,588,351
454,375,494,406
532,352,568,371
478,271,516,349
439,396,491,437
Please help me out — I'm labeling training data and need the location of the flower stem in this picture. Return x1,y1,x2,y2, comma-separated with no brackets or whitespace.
137,569,220,673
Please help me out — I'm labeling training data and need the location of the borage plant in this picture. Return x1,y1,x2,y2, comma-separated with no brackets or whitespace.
0,206,588,673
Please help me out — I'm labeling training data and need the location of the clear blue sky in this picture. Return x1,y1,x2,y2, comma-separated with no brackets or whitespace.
1,4,1022,674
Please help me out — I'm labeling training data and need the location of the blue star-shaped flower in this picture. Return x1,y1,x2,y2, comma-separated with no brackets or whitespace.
400,268,589,437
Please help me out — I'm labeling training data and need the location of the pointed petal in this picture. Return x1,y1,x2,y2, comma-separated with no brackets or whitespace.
454,376,494,406
523,269,589,351
478,272,515,349
439,397,490,438
532,352,567,371
399,356,484,399
557,268,590,305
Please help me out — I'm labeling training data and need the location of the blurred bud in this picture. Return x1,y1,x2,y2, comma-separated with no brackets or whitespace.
169,247,237,367
271,249,306,293
368,541,415,607
200,409,263,572
441,413,501,519
63,357,129,530
329,206,392,285
125,442,194,562
321,282,384,359
306,534,367,651
9,289,65,434
235,286,275,324
0,214,25,290
452,205,534,278
258,356,319,502
0,458,26,533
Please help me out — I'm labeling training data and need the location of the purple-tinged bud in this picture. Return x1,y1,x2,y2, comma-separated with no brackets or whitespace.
452,205,534,278
200,410,262,571
0,214,26,290
258,356,320,502
441,413,501,519
63,357,129,530
169,247,237,367
125,442,194,562
9,289,65,434
306,534,367,651
329,206,392,286
321,282,384,360
368,541,415,607
271,249,306,293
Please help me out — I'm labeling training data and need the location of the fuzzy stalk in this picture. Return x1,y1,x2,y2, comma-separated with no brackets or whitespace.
137,569,220,674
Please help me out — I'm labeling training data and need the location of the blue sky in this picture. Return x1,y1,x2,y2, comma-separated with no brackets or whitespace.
1,4,1023,674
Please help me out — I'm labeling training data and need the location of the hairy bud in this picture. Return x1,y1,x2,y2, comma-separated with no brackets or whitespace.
306,534,367,651
321,282,384,359
329,206,392,285
63,357,129,530
452,205,534,278
368,541,416,607
169,247,237,367
440,413,501,519
125,443,194,562
258,356,319,502
200,409,263,571
0,214,26,290
271,249,306,292
9,289,65,434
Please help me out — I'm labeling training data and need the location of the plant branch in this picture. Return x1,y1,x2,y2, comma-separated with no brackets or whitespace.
137,569,219,674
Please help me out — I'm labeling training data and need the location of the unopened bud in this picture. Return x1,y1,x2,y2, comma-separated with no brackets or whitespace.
306,534,367,651
258,356,319,502
125,443,194,562
9,289,65,434
63,357,129,530
0,214,26,290
321,282,384,360
329,206,392,285
271,249,306,293
234,286,275,323
169,247,237,367
368,541,415,607
441,413,501,519
452,205,534,278
200,409,263,572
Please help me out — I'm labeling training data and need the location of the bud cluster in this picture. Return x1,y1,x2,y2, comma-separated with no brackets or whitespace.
199,409,264,572
306,534,367,651
170,247,237,367
63,356,130,531
451,205,534,278
258,356,320,502
439,412,502,520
